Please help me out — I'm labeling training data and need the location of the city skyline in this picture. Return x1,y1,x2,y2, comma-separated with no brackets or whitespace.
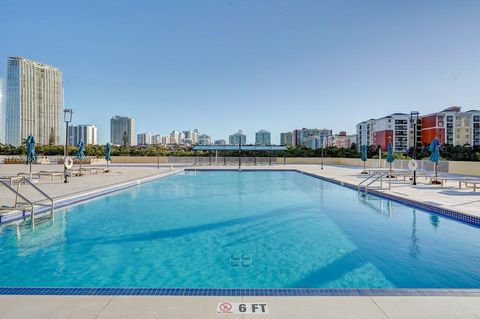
1,1,479,144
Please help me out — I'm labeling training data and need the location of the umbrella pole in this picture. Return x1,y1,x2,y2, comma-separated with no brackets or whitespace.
80,162,82,176
29,162,32,180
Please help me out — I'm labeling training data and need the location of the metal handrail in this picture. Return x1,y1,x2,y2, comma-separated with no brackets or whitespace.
358,171,389,195
0,177,55,228
358,171,380,191
22,177,55,222
364,172,389,194
0,180,36,228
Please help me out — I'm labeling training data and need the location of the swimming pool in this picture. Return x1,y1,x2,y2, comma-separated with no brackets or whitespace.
1,170,479,289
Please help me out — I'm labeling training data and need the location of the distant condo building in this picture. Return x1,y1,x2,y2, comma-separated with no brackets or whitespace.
229,130,247,145
152,134,162,145
169,130,181,144
111,115,135,146
421,106,480,147
280,132,293,146
197,134,212,145
161,136,171,145
326,131,357,148
68,124,98,145
183,129,199,145
293,128,332,149
255,130,271,146
5,57,63,146
214,139,226,145
356,113,415,152
137,132,152,145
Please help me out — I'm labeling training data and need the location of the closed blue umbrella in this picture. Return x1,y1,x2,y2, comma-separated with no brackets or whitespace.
25,135,37,179
386,143,395,163
76,141,86,175
105,143,111,171
386,142,395,179
360,145,367,174
429,138,440,180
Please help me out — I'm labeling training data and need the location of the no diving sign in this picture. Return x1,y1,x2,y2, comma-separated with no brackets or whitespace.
217,302,269,315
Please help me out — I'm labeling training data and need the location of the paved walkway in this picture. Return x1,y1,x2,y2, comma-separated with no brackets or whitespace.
1,163,479,319
0,295,479,319
0,164,179,205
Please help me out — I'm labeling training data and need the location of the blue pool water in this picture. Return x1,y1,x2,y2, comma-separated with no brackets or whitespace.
1,171,479,289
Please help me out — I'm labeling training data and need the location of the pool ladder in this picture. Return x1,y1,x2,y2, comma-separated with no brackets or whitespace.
358,171,390,195
0,177,55,229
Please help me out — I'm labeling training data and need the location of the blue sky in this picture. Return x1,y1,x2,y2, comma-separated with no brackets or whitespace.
1,0,480,144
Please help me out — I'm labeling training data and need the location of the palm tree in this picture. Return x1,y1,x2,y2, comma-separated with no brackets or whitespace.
122,130,128,147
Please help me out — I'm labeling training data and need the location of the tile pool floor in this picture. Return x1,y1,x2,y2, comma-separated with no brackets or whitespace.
1,163,480,318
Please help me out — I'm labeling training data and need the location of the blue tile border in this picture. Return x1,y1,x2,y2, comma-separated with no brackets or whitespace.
0,287,478,296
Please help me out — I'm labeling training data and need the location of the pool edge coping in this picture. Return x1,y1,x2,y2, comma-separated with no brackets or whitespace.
0,287,479,296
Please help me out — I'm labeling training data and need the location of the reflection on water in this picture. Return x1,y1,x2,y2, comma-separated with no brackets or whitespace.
0,171,479,289
409,210,420,257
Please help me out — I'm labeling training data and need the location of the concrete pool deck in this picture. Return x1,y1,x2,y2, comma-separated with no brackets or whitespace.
1,295,480,318
1,163,479,318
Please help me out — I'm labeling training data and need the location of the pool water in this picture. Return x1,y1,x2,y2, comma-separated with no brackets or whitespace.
1,171,479,288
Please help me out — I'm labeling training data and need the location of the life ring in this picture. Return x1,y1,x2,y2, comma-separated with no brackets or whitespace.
408,159,418,171
64,156,74,169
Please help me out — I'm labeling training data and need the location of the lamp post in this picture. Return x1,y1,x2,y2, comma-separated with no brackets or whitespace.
321,136,324,170
410,111,419,185
63,108,73,183
238,138,242,171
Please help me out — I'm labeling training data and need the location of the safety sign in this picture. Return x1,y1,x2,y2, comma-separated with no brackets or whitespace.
217,302,269,315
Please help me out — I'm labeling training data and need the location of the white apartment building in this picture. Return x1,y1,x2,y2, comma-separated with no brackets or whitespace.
357,113,413,152
5,57,63,146
197,134,212,145
280,132,293,146
152,134,162,145
137,132,152,145
161,136,171,145
68,124,98,145
326,131,357,148
421,106,480,146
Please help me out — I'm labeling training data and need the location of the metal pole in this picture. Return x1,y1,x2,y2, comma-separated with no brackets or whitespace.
64,121,69,183
238,141,242,170
321,137,324,170
411,111,419,185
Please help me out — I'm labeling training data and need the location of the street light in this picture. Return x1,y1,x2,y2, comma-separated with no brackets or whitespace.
63,108,73,183
410,111,420,185
321,136,324,170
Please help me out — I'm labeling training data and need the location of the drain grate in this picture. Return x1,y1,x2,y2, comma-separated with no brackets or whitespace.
230,254,253,267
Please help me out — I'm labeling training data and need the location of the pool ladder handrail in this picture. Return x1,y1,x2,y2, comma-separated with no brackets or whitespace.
358,171,390,195
0,177,55,228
